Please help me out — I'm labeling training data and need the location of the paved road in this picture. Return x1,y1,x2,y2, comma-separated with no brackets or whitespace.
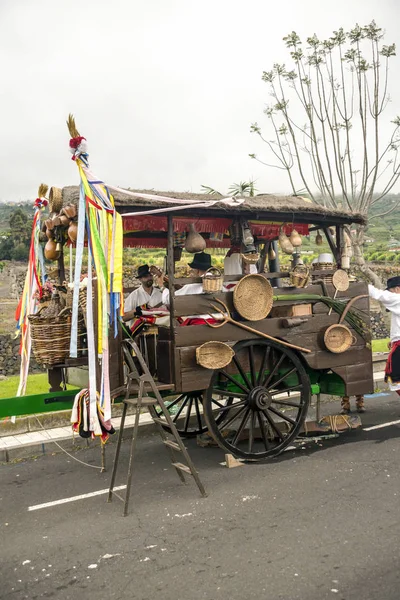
1,394,400,600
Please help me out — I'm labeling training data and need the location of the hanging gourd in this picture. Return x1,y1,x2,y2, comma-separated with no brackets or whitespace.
59,215,70,227
185,223,206,253
268,245,276,260
316,231,323,246
68,221,78,243
289,228,302,247
44,239,60,260
279,227,294,255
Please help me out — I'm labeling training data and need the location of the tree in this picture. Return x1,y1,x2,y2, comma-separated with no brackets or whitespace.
250,20,400,286
201,179,257,196
0,208,32,262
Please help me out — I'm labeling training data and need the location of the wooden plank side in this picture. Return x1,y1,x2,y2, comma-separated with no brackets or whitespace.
332,365,374,396
173,282,369,317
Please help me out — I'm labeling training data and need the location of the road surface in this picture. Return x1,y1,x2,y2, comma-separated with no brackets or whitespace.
1,394,400,600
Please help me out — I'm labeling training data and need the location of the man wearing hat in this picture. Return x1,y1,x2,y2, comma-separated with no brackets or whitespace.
158,251,212,306
369,277,400,393
124,264,163,328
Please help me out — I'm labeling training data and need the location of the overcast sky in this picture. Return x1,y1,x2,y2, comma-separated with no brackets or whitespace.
1,0,399,202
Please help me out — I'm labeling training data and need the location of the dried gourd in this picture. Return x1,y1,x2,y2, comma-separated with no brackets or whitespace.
316,231,323,246
279,227,294,255
289,229,302,247
185,223,206,253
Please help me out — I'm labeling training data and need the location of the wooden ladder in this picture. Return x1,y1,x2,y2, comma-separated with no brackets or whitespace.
108,339,207,516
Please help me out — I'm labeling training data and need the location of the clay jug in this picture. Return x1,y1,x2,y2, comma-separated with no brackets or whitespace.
268,246,276,261
59,215,70,227
185,223,206,253
44,239,60,260
64,204,77,219
68,221,78,243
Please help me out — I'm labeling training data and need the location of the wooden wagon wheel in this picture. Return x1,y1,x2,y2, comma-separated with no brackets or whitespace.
154,392,231,438
203,338,311,460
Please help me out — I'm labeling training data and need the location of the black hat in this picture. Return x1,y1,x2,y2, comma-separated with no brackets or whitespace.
188,252,212,271
136,264,151,279
386,276,400,290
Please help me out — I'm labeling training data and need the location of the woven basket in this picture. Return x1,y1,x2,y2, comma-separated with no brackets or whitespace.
290,265,310,288
332,269,349,292
233,274,273,321
241,252,260,265
196,341,235,369
29,307,72,366
49,187,63,214
324,324,356,353
203,267,223,293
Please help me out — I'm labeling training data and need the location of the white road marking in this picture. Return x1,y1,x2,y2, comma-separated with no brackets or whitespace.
27,485,126,511
363,419,400,432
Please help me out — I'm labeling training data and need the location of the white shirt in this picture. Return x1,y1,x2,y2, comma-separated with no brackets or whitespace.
124,285,163,328
368,284,400,342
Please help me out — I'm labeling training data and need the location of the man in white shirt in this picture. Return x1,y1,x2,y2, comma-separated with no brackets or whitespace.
369,276,400,393
124,264,163,329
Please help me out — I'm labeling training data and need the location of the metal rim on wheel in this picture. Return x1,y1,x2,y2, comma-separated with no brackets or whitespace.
203,339,310,460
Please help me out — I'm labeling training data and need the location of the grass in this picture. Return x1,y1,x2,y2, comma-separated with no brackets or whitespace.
0,373,78,400
371,338,389,352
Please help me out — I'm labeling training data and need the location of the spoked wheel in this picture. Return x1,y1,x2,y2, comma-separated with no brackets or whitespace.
203,339,310,460
154,392,231,438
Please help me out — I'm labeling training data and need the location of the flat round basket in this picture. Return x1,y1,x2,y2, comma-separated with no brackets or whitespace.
233,274,273,321
49,187,63,214
324,324,356,354
196,341,234,369
332,269,349,292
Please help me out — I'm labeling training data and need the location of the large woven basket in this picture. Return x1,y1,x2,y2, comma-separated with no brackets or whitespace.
49,187,63,214
196,341,235,369
324,324,356,353
233,274,273,321
203,267,223,293
29,307,72,366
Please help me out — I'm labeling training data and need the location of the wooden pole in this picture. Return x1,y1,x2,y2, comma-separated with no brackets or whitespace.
167,215,176,379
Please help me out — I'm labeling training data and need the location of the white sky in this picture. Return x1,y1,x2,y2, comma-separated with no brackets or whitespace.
0,0,399,201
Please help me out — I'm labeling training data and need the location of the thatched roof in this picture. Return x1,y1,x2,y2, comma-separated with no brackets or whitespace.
61,186,366,226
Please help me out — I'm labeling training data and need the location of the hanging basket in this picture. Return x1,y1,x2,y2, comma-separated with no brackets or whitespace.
49,187,63,214
233,274,273,321
241,252,260,265
202,267,223,294
324,324,356,353
28,307,72,366
196,341,235,369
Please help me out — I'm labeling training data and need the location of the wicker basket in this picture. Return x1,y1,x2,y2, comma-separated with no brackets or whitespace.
203,267,223,293
290,265,310,288
324,324,356,353
196,341,235,369
49,187,63,214
241,252,260,265
233,274,273,321
29,307,72,366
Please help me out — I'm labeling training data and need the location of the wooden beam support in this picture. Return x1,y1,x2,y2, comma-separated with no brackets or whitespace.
323,227,340,265
167,214,176,376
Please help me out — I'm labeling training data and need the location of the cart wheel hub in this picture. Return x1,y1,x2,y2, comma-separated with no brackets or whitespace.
248,386,272,410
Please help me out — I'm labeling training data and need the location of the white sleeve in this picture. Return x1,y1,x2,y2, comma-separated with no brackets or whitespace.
368,284,400,312
124,289,138,313
162,288,170,307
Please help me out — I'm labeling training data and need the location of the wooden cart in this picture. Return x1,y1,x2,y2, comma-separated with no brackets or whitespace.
40,189,374,461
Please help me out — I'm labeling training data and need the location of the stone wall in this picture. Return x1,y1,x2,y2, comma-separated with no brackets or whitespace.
0,334,41,377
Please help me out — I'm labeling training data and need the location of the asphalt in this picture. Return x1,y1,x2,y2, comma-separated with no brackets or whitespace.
1,394,400,600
